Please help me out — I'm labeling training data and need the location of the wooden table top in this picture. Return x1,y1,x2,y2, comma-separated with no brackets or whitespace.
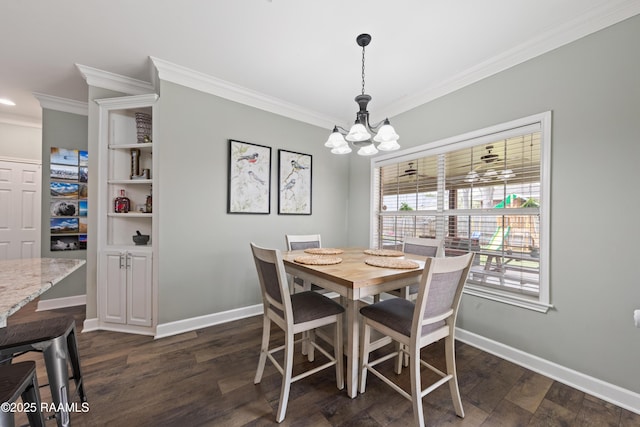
0,258,86,327
281,247,426,290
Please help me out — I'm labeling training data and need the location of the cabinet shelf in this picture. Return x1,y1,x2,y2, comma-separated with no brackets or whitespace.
108,179,152,185
109,142,153,150
107,212,152,218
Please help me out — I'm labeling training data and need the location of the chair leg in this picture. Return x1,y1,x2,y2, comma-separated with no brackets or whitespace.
445,336,464,418
42,335,71,427
358,322,371,393
254,316,271,384
307,329,315,362
22,373,46,427
395,342,403,374
65,325,86,403
409,343,425,427
276,330,295,423
334,315,344,390
372,294,381,303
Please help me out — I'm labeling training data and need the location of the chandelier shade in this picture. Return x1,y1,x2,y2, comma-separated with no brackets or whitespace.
325,34,400,156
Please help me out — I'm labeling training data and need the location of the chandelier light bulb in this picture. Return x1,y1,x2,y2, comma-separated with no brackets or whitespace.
331,144,352,154
325,128,347,148
346,123,371,142
357,143,378,156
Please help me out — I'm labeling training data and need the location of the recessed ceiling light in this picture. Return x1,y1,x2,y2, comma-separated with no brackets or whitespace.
0,98,16,106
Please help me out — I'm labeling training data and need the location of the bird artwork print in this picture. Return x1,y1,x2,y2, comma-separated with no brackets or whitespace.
279,151,312,214
290,159,308,170
229,140,271,214
281,178,296,193
248,170,265,185
237,152,259,163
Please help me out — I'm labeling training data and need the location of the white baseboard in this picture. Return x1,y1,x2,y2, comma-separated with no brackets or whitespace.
36,294,86,311
456,328,640,415
154,303,263,339
82,318,99,333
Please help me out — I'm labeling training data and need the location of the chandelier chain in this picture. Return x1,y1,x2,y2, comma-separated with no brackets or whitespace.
361,44,366,95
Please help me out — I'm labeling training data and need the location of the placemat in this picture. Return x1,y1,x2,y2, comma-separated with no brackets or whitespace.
363,249,405,257
303,248,344,255
364,257,419,269
294,255,343,265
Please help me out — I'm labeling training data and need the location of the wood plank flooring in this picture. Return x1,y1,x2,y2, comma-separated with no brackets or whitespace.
8,301,640,426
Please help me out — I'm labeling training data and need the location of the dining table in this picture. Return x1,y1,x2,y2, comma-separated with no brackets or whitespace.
281,247,427,398
0,257,86,328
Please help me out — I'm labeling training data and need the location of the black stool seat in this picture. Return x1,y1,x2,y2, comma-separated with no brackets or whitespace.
0,317,76,350
0,361,46,427
0,316,86,427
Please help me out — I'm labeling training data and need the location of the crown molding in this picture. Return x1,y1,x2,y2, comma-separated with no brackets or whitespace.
76,64,155,95
33,93,88,116
378,0,640,119
0,113,41,128
150,56,339,130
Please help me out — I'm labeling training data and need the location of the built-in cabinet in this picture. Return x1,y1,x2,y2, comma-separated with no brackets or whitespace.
96,94,158,335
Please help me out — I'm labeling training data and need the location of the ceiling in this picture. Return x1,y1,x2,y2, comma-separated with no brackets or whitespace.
1,0,638,128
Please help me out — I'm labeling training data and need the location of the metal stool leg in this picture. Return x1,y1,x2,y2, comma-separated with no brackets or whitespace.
22,373,46,427
65,325,86,402
41,336,70,427
0,410,15,427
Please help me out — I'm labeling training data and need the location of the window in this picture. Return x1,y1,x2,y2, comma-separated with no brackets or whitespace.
371,112,551,312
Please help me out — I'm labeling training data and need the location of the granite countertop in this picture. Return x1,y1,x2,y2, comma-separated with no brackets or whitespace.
0,258,86,327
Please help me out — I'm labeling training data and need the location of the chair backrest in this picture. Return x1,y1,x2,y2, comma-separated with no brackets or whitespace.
285,234,322,251
403,237,444,258
250,243,293,325
412,252,474,339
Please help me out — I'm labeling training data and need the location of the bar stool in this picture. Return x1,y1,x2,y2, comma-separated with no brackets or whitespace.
0,361,46,427
0,316,86,427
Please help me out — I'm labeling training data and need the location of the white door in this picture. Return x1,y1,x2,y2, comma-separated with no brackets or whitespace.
0,160,41,260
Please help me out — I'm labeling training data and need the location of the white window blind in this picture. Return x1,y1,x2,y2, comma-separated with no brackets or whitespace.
372,112,551,312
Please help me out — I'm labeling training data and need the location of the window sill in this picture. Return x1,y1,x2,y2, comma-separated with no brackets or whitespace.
463,284,552,313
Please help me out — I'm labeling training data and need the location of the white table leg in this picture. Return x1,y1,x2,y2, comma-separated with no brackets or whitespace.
346,297,359,398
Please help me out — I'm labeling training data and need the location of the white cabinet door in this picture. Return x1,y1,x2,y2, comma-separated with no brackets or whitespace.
100,249,152,327
102,251,127,324
126,251,152,327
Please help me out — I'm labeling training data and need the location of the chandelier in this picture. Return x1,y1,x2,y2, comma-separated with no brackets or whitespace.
324,34,400,156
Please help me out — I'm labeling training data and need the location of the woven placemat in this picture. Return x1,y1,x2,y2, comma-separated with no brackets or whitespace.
365,257,419,269
294,255,343,265
303,248,344,255
363,249,405,257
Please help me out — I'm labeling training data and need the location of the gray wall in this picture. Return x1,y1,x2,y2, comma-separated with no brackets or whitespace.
155,81,350,322
347,15,640,392
40,109,88,299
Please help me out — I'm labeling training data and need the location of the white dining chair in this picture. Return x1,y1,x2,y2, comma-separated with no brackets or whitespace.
285,234,323,293
388,237,445,300
359,252,474,427
250,242,344,423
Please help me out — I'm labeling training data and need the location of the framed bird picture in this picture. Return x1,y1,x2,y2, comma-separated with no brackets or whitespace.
278,149,312,215
227,139,272,214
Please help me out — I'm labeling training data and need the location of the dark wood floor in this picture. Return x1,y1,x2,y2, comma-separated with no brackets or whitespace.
9,300,640,426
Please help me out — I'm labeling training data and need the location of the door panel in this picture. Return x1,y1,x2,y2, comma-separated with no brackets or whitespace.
0,160,41,260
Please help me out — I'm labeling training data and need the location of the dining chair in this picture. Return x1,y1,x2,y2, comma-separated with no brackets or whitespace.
250,242,344,423
359,252,474,427
0,361,46,427
285,234,323,293
387,237,445,300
